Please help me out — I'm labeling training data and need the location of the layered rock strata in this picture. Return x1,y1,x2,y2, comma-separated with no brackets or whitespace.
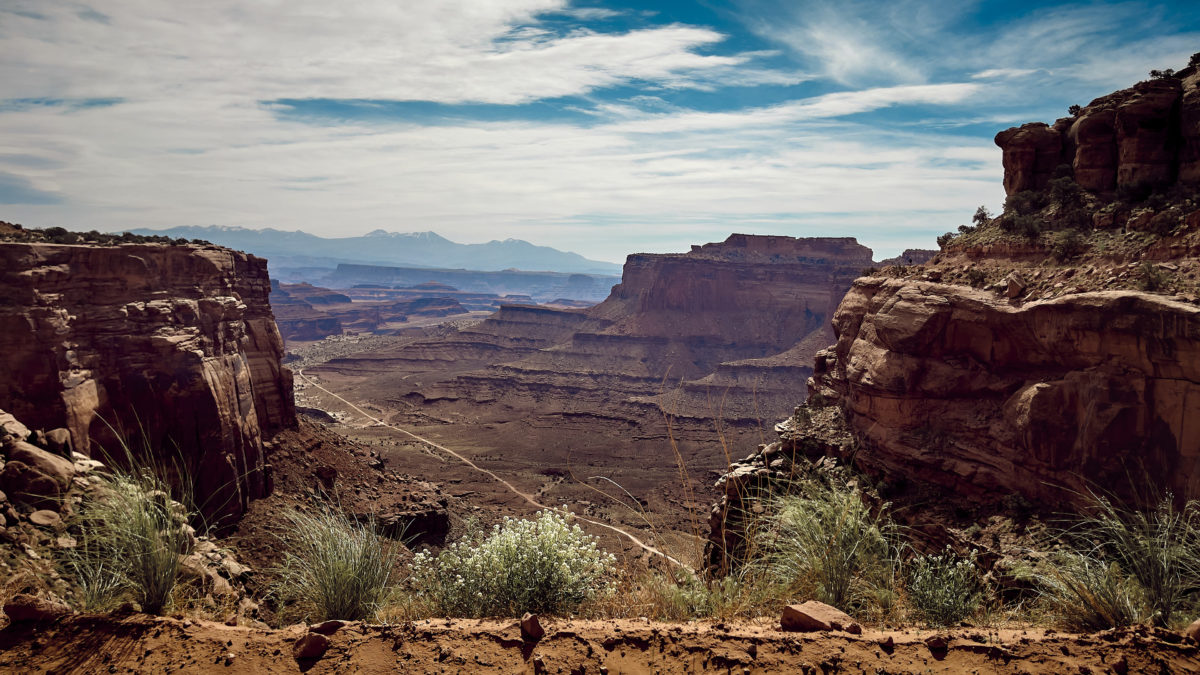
996,66,1200,194
320,235,874,436
810,277,1200,504
0,242,295,524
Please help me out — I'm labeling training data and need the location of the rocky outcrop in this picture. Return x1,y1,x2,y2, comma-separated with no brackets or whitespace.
0,242,295,524
811,277,1200,504
995,66,1199,195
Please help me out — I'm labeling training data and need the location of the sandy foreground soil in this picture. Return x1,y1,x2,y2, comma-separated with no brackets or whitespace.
1,614,1197,674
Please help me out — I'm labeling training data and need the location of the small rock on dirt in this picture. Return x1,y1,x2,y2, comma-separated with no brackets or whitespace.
925,635,949,652
521,612,545,641
293,633,330,660
3,594,71,622
1185,618,1200,642
780,601,855,632
310,619,345,635
29,510,62,529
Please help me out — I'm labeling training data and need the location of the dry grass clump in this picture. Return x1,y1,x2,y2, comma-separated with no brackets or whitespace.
1030,493,1200,630
273,507,398,622
749,479,900,616
64,467,192,614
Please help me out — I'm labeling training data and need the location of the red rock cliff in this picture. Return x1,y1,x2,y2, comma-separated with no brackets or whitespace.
995,66,1200,195
0,242,295,524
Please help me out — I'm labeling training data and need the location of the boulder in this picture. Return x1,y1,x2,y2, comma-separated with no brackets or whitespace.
521,612,545,641
293,632,330,660
780,601,855,632
0,460,63,509
6,442,74,488
0,411,30,445
3,594,71,622
43,428,72,456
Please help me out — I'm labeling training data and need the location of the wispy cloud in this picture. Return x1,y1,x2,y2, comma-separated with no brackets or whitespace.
0,1,1196,262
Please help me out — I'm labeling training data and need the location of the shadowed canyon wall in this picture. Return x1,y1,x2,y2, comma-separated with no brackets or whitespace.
0,242,296,523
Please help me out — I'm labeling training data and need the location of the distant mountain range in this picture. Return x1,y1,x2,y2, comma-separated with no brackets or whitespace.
124,226,622,275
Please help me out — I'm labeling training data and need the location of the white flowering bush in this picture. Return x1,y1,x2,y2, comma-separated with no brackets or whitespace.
907,547,982,626
409,510,616,617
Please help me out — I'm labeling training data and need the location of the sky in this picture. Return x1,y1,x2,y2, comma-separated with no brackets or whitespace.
0,1,1197,262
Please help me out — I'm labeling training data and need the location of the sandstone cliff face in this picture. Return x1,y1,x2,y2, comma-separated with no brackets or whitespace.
0,242,295,524
811,277,1200,504
996,67,1199,195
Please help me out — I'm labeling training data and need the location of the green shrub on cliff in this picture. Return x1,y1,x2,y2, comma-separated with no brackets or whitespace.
408,510,615,617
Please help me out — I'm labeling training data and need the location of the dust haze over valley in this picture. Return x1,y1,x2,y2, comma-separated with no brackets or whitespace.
5,2,1200,673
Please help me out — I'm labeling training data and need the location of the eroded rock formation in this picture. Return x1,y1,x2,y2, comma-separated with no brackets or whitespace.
0,242,295,524
809,277,1200,504
996,66,1200,195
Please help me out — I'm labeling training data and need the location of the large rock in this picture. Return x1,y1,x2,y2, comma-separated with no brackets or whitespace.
815,278,1200,505
0,461,63,509
0,243,296,527
780,601,856,632
6,441,74,488
3,594,71,622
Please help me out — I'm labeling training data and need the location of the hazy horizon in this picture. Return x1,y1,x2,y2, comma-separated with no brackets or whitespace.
2,0,1197,263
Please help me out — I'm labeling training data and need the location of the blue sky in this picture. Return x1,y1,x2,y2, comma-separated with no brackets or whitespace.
0,1,1197,262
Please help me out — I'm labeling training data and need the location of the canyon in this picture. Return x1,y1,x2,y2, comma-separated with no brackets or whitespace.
292,235,877,547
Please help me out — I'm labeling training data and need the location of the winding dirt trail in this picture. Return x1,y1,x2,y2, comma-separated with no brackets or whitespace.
295,369,688,569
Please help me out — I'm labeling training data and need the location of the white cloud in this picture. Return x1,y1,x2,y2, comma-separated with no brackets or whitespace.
0,1,790,106
971,68,1040,79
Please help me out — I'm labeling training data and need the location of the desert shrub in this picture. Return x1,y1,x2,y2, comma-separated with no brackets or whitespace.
1051,230,1088,261
752,480,897,611
1004,190,1047,216
907,548,982,627
965,267,986,287
66,468,192,614
1000,214,1043,239
274,507,398,621
1032,494,1200,629
408,510,615,617
1069,104,1082,117
973,205,992,226
937,232,956,248
1137,261,1169,292
1149,68,1176,80
1191,52,1200,68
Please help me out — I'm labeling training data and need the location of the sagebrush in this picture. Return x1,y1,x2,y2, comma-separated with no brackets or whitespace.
408,510,615,617
907,547,982,627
